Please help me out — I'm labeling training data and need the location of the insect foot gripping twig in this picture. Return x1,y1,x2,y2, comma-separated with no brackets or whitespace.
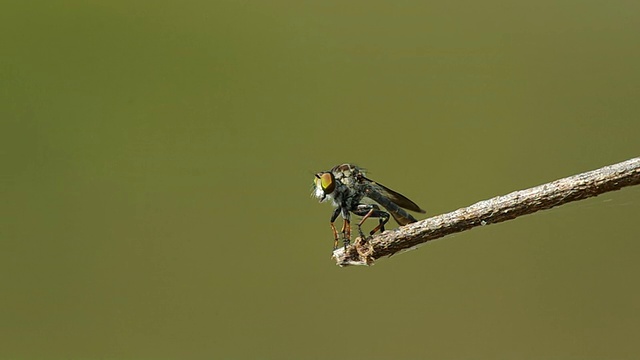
331,236,375,267
331,157,640,267
354,236,375,265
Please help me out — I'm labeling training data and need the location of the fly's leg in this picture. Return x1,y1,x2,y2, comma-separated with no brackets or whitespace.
340,217,351,250
369,212,390,235
354,204,390,238
354,204,377,238
354,205,374,238
338,209,351,250
330,223,339,250
330,207,341,250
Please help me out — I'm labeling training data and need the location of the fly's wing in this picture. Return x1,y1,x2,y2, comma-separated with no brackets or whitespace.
362,176,426,226
362,176,426,213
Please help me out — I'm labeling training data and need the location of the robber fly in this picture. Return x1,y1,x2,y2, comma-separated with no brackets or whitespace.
313,164,425,250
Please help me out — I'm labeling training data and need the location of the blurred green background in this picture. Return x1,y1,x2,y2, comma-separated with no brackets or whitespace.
1,1,639,358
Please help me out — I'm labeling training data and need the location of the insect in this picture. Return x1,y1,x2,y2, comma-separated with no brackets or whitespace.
313,164,425,250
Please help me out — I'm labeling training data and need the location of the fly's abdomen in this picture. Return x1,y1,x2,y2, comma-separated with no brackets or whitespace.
365,190,418,225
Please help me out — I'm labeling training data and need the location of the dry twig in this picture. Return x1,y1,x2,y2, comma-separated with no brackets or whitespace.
332,157,640,267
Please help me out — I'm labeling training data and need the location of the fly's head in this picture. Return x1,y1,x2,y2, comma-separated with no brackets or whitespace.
313,171,336,203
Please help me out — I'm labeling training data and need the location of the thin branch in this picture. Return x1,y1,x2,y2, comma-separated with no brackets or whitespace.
333,157,640,267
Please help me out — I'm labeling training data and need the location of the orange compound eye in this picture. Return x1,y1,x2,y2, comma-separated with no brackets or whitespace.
319,172,335,194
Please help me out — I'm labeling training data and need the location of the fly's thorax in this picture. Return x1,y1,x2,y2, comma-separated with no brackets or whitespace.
332,164,365,187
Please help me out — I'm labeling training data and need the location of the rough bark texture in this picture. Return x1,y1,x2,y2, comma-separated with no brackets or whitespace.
332,157,640,267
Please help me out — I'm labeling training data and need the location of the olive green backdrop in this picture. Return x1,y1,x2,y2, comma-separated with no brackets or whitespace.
2,1,639,359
